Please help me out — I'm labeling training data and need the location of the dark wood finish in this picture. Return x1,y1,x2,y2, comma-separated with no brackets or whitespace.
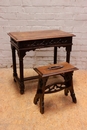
8,30,75,94
33,62,78,114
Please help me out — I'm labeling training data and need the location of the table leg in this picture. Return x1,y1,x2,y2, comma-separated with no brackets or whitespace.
66,46,72,63
11,45,17,81
18,51,25,94
54,47,57,64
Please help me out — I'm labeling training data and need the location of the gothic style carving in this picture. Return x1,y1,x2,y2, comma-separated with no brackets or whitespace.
45,83,66,94
19,37,72,49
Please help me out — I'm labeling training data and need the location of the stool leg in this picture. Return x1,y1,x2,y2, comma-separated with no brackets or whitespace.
34,91,40,105
33,77,48,114
70,80,77,103
40,95,44,114
64,88,69,96
64,72,71,96
33,81,42,104
64,72,77,103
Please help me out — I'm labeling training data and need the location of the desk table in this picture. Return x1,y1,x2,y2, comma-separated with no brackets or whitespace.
8,30,75,94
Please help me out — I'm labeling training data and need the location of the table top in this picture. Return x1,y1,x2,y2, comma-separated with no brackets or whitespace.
34,62,78,77
8,30,75,42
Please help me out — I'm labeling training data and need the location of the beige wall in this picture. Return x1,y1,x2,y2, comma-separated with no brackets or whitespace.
0,0,87,69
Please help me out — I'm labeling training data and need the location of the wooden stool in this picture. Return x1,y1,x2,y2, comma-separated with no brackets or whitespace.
33,62,78,114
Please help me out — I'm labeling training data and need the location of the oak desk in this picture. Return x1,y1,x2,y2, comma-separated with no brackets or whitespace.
8,30,75,94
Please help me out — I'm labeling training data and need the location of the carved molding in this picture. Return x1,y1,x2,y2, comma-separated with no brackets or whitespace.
19,37,72,49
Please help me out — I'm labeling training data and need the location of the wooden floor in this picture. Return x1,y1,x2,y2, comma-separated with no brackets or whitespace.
0,68,87,130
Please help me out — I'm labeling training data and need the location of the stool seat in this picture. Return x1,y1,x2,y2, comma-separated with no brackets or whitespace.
34,62,78,78
33,62,78,114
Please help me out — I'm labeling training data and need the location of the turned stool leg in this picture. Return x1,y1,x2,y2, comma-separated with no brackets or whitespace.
33,77,48,114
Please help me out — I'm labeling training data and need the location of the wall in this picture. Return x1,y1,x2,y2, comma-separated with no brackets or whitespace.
0,0,87,69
